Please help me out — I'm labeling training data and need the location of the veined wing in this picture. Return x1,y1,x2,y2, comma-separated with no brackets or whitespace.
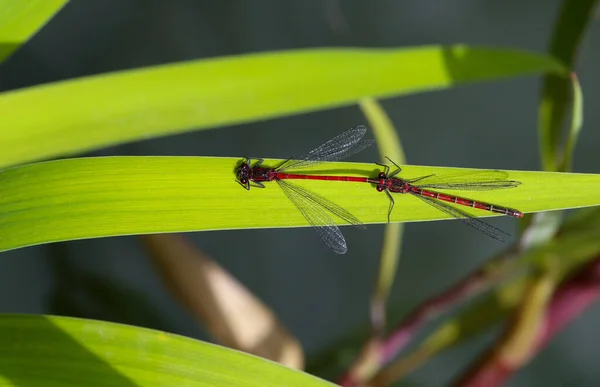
408,170,521,191
277,179,364,254
277,125,374,172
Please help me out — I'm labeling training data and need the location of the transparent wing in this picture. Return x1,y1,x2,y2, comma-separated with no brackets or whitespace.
409,170,521,191
413,193,509,242
277,179,364,254
277,125,374,172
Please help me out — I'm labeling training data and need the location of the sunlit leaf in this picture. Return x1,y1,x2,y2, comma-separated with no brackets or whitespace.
0,45,566,168
0,156,598,252
0,0,68,63
0,314,333,387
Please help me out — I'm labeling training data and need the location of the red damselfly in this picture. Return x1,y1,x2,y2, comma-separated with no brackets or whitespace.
368,157,523,241
236,125,375,254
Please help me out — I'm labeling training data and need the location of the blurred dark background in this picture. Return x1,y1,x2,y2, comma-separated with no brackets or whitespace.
0,1,598,386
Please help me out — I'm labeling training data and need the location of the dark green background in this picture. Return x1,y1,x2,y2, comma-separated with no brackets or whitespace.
0,1,598,386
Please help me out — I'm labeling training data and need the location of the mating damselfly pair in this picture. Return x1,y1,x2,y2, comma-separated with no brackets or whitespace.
235,125,523,254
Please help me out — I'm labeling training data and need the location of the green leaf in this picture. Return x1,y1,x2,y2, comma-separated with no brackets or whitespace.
1,156,599,252
560,73,584,171
0,314,334,387
0,0,68,64
538,0,597,171
0,45,567,168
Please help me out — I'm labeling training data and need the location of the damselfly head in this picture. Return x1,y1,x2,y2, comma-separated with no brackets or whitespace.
235,162,251,189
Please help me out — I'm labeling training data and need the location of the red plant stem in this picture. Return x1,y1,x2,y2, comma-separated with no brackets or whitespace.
453,256,600,387
338,253,516,386
380,270,492,362
533,257,600,348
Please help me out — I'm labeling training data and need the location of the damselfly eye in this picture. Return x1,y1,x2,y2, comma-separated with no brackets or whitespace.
376,186,384,192
378,172,386,178
240,178,248,184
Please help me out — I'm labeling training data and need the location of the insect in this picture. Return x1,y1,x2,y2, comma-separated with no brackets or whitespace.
368,157,523,241
236,125,374,254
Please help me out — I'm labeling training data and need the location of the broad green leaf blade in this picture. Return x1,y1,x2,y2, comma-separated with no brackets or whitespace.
1,156,600,253
538,0,597,171
0,0,68,63
0,45,567,168
0,314,334,387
